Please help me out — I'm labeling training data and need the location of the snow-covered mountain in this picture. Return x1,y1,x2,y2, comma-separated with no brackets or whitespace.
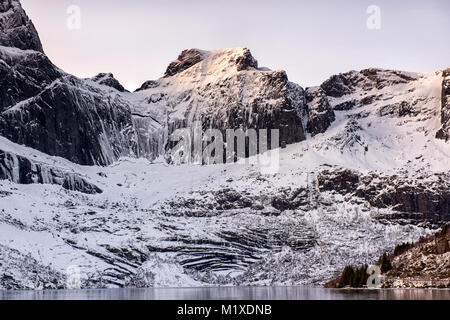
137,48,306,148
0,0,448,289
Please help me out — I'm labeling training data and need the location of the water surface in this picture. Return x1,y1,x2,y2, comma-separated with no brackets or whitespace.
1,287,449,300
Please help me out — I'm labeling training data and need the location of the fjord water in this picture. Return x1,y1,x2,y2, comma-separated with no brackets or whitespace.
1,287,449,300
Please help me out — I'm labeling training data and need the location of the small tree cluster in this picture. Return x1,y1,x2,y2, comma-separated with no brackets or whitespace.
393,242,411,256
337,264,369,288
379,253,392,273
440,223,449,236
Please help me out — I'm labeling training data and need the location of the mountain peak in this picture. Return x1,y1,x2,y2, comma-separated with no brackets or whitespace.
91,72,128,92
0,0,43,53
163,47,258,78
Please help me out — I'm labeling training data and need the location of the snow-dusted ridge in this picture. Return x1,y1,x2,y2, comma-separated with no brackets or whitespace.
0,0,449,289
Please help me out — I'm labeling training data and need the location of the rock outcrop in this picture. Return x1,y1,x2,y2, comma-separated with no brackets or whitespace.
0,37,163,165
304,87,335,135
0,47,59,112
318,168,450,225
436,68,450,141
0,149,102,194
0,0,43,52
91,72,128,92
327,224,450,289
1,43,308,166
164,48,208,77
320,68,417,99
0,72,156,165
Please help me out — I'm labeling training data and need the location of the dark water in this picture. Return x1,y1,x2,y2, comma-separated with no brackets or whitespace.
1,287,449,300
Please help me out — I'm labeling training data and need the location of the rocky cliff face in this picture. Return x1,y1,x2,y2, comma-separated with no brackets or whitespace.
0,0,163,166
0,148,102,194
0,45,310,166
0,0,43,52
318,169,450,225
0,47,59,113
436,68,450,141
304,87,335,136
320,68,417,99
0,70,161,165
138,48,307,158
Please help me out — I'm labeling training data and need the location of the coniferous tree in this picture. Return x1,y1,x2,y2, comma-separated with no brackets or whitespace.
380,253,392,273
338,266,354,288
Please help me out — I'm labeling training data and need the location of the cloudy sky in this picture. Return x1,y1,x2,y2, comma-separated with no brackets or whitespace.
21,0,450,91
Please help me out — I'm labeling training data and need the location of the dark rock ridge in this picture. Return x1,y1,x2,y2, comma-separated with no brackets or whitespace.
0,72,159,166
164,48,208,77
134,80,159,92
436,68,450,141
0,47,60,112
300,68,434,137
318,168,450,225
298,68,422,137
91,72,128,92
0,0,43,52
0,149,102,194
320,68,417,99
304,87,336,136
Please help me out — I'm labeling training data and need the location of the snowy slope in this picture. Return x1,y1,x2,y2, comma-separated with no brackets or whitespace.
0,66,448,288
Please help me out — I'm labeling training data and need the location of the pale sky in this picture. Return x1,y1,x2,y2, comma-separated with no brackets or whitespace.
21,0,450,91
